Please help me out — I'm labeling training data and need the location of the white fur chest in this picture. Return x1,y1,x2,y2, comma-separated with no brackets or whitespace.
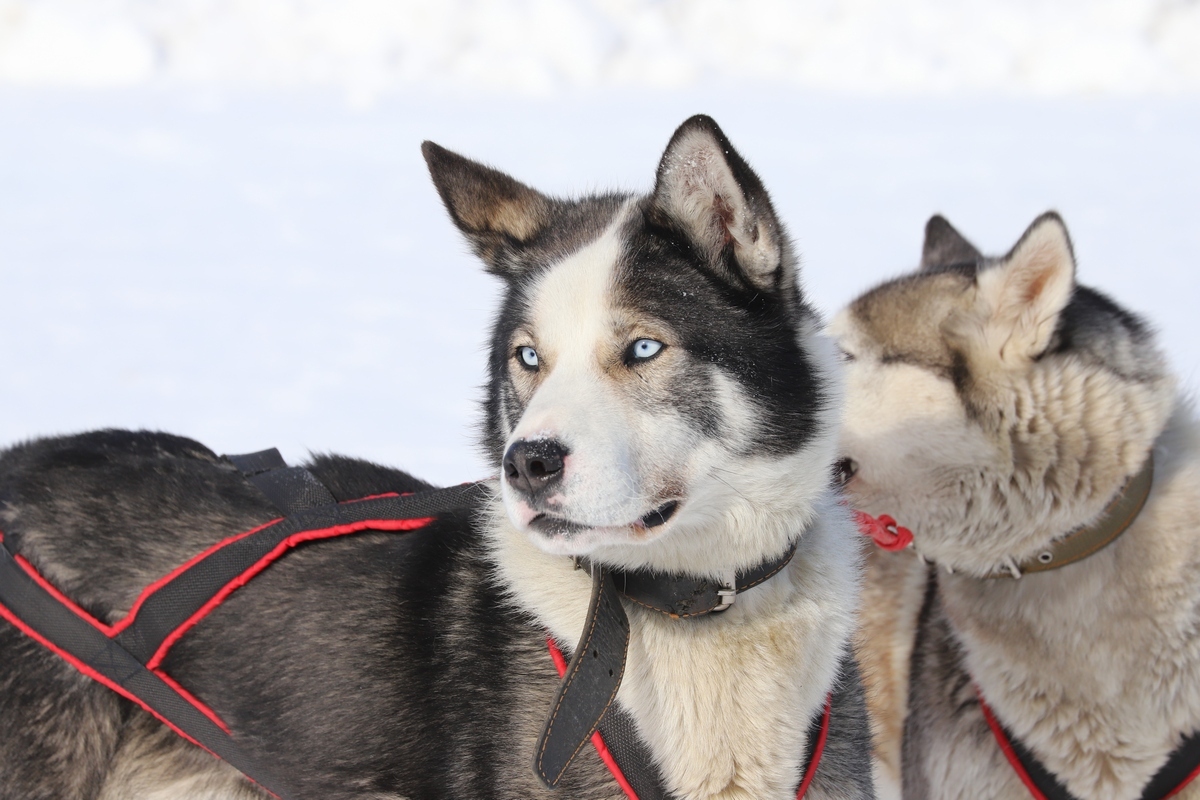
486,502,860,800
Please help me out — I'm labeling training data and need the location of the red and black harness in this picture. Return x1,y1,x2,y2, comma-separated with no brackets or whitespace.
0,449,830,799
976,688,1200,800
856,459,1200,800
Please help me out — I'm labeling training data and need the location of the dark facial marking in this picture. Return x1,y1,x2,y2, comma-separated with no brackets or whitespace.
612,206,824,455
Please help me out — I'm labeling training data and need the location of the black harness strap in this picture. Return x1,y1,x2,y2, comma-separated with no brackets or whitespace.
0,539,294,798
1140,735,1200,799
535,566,631,788
980,688,1200,800
2,448,828,798
548,642,838,800
226,448,337,515
114,467,488,665
0,451,486,800
596,702,675,800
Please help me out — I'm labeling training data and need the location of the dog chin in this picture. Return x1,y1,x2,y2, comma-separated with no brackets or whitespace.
512,501,680,556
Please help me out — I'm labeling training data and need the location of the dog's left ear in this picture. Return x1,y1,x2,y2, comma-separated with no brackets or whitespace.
422,141,552,278
921,215,982,271
974,212,1076,364
651,115,784,292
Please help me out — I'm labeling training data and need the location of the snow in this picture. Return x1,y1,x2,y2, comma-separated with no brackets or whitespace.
0,3,1197,483
1,0,1199,97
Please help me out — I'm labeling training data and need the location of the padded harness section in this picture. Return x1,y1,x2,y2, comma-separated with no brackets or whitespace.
0,447,826,798
0,451,488,800
227,448,337,515
979,686,1200,800
0,535,294,797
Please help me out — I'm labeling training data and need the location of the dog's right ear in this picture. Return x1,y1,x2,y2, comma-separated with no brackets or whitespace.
422,141,552,278
971,212,1076,365
650,115,786,293
921,215,982,271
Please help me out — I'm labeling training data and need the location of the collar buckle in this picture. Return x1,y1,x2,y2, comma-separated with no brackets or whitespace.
713,570,737,612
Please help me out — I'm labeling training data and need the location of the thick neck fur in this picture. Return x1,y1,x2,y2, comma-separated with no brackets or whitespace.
941,396,1200,800
916,353,1175,577
483,489,861,800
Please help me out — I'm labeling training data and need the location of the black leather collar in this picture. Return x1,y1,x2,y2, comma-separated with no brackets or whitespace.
534,542,799,788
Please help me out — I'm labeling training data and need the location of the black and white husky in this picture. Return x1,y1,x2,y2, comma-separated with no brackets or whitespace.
0,116,873,799
839,213,1200,800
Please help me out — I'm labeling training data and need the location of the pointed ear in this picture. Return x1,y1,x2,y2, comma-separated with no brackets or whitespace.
651,115,784,292
422,141,552,277
921,215,982,270
974,212,1076,364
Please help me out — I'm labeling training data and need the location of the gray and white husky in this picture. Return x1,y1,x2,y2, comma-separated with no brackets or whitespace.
837,212,1200,799
0,116,873,799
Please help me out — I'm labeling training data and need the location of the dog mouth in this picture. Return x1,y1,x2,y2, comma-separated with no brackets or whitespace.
834,457,858,488
636,501,678,529
529,500,679,538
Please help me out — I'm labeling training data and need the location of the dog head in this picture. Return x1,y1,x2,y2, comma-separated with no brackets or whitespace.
832,213,1175,576
424,116,841,574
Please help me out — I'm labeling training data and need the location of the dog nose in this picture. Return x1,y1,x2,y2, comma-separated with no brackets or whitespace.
503,439,567,497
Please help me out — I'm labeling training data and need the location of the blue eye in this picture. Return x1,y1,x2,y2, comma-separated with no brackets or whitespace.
629,338,664,362
518,346,539,369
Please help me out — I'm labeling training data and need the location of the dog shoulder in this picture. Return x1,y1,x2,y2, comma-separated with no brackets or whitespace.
902,580,1027,800
807,652,878,800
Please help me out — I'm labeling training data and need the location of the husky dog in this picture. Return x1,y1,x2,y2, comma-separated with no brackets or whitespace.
836,212,1200,799
0,116,873,799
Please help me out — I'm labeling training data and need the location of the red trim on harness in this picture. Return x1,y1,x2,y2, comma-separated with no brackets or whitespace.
0,594,221,759
112,494,403,635
3,537,238,741
980,686,1200,800
545,638,831,800
112,518,283,634
145,516,434,669
1165,764,1200,799
977,688,1050,800
339,492,402,504
1,512,435,756
547,638,641,800
796,695,832,799
153,667,232,734
13,552,114,634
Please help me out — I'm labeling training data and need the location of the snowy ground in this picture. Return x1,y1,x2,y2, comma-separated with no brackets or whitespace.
2,88,1197,484
3,0,1200,96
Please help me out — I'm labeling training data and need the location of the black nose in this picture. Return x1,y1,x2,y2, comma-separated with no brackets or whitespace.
503,439,567,497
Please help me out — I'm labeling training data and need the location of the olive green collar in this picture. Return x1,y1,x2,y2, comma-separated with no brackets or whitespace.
990,454,1155,579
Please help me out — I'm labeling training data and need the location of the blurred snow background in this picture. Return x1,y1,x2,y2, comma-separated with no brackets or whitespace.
1,1,1198,483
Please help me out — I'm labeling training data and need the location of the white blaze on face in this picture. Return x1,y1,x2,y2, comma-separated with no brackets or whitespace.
500,207,693,553
830,309,991,522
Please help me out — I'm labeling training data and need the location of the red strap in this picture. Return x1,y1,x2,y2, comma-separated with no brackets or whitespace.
546,639,831,799
1165,762,1200,799
796,695,832,799
978,688,1051,800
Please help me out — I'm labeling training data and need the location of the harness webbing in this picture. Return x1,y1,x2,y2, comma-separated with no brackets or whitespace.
0,449,833,798
0,533,293,796
545,639,832,800
0,450,487,800
978,687,1200,800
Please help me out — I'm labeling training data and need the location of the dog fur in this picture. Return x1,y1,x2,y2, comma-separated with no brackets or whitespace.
0,116,873,799
836,212,1200,799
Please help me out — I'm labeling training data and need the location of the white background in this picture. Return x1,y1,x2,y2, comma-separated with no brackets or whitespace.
1,1,1197,484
